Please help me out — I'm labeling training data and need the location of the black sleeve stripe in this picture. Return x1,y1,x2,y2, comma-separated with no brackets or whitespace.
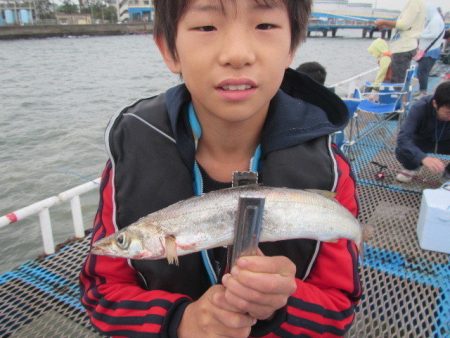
347,240,362,300
282,315,354,336
92,327,161,338
98,298,174,311
92,311,164,326
288,297,355,320
273,329,311,338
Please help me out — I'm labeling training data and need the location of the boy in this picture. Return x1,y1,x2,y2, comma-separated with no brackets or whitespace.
80,1,362,337
395,81,450,183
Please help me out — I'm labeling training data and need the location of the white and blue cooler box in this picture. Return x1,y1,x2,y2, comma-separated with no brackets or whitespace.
416,183,450,254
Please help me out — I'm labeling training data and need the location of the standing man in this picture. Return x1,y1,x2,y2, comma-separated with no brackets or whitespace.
395,81,450,183
375,0,426,83
415,4,445,98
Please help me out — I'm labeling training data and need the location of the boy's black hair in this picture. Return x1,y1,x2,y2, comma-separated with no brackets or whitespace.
433,81,450,108
152,0,312,59
295,61,327,85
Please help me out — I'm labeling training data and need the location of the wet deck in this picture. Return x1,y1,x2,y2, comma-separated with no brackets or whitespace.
1,115,449,337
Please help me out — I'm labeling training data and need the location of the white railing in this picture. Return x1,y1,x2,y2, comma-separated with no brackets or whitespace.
328,67,379,97
0,178,101,255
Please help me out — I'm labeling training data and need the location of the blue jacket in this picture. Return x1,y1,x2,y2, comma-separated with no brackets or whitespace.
396,95,450,168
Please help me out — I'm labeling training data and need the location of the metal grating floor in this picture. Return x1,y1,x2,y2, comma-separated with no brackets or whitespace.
1,119,449,337
346,116,450,338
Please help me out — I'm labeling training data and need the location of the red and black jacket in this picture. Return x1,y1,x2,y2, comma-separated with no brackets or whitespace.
80,69,362,337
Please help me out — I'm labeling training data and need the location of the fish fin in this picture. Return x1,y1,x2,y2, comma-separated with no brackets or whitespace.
165,235,179,266
305,189,337,200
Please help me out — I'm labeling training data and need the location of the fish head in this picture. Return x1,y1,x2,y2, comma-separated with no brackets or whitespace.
91,224,166,260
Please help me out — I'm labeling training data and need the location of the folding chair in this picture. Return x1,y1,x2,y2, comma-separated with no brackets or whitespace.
351,66,416,151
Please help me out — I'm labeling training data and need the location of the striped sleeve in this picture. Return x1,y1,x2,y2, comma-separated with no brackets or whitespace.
255,150,362,337
79,162,191,337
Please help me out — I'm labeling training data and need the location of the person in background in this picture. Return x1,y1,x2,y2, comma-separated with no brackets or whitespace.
395,81,450,183
415,4,446,98
79,0,362,337
367,38,392,87
295,61,327,85
375,0,426,83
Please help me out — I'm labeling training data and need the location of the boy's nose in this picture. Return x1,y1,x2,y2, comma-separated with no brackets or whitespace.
218,31,256,68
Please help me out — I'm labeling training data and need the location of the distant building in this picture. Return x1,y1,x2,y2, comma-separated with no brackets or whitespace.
117,0,153,23
55,13,92,25
0,0,35,25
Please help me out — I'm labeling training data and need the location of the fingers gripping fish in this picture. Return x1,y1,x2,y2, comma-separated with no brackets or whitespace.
91,186,363,264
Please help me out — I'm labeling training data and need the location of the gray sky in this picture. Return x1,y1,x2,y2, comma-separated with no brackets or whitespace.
352,0,450,14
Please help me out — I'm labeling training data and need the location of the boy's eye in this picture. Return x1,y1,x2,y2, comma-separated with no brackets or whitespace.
195,26,216,32
256,23,276,30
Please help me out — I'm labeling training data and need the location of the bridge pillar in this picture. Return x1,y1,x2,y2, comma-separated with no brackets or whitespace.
322,29,328,37
307,30,311,37
331,28,337,37
362,29,367,38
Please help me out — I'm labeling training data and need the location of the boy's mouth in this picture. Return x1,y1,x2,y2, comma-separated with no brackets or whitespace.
217,79,257,91
221,84,253,91
216,79,257,101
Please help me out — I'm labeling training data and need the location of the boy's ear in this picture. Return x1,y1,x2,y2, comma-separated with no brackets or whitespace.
154,35,181,74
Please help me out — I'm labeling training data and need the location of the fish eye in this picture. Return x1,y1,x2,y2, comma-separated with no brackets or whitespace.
116,233,129,250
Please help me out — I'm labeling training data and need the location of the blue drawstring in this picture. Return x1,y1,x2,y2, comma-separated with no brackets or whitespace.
187,102,260,285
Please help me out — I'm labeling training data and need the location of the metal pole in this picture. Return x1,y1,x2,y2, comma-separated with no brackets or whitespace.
70,196,85,238
89,0,94,23
39,208,55,255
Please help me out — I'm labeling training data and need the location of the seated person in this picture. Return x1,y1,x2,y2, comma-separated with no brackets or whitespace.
295,61,327,85
367,38,392,88
395,81,450,182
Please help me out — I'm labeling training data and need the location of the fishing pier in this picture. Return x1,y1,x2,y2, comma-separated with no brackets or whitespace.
308,12,393,38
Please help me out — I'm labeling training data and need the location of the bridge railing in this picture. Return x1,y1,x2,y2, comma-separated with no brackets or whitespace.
0,178,101,255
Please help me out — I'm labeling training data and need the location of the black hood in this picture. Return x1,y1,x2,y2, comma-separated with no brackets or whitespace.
165,68,348,163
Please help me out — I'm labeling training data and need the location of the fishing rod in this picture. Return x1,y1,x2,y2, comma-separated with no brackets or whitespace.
370,161,446,185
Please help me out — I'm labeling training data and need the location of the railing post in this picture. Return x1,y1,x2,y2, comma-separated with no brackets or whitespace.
39,208,55,255
70,195,85,238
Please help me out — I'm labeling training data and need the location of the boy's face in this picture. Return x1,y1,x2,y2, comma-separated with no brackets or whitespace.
156,0,294,125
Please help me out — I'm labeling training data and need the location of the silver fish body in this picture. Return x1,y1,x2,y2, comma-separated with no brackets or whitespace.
91,186,361,262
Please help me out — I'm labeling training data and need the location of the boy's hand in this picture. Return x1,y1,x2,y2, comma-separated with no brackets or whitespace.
178,285,255,338
222,254,297,320
422,156,446,173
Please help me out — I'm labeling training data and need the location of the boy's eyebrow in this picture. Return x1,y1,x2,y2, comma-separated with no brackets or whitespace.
189,3,222,13
188,1,283,14
251,1,283,10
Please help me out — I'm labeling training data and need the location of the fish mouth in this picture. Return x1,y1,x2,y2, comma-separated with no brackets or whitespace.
91,237,116,256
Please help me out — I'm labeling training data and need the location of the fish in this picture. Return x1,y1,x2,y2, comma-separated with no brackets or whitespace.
91,185,362,264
